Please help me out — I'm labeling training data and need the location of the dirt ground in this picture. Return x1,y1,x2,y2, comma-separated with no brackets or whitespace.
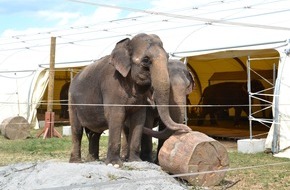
219,140,237,151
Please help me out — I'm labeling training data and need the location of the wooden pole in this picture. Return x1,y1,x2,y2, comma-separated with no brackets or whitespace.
37,37,62,139
47,37,56,113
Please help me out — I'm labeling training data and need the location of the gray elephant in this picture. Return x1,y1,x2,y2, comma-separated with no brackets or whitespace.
68,33,191,166
197,79,265,126
59,82,70,119
122,59,194,163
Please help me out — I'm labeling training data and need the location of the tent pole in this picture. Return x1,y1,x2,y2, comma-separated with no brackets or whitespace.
272,58,282,153
37,37,62,139
183,57,188,125
247,56,253,140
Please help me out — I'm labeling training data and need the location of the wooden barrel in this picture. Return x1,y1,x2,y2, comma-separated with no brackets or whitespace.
158,131,229,187
0,116,30,140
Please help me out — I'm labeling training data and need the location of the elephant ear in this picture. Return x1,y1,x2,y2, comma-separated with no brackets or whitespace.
110,38,131,77
186,71,195,95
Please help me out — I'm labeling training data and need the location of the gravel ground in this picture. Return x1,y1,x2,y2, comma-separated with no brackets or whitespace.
0,160,188,190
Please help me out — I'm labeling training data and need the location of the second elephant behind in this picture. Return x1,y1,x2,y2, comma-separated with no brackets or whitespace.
197,80,265,126
122,59,195,163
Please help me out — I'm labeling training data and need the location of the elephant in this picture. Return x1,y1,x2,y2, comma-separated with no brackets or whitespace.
59,82,70,119
68,33,191,166
122,59,195,163
197,79,265,126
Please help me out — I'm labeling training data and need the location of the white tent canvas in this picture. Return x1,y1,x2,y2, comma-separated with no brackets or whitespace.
265,46,290,158
0,0,290,157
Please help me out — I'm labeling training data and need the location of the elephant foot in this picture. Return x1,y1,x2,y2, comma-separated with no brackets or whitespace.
85,154,99,162
140,154,153,162
105,157,123,167
128,154,142,162
69,157,83,163
69,152,83,163
121,154,129,162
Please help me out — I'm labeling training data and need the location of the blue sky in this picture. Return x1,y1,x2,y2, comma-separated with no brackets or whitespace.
0,0,151,32
0,0,289,67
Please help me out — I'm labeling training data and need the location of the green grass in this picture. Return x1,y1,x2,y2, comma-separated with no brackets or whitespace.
0,127,107,166
220,152,290,190
1,127,290,189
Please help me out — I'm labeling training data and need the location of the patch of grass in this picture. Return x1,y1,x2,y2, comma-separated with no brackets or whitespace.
0,127,108,166
213,152,290,190
1,128,290,189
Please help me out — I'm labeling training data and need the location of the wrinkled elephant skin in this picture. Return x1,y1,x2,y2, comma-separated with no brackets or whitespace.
59,82,70,119
69,33,186,166
122,60,195,163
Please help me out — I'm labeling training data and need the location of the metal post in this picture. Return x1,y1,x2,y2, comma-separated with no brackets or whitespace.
272,59,281,153
183,57,188,125
247,56,253,140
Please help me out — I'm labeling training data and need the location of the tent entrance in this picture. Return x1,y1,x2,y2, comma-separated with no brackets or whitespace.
37,67,83,127
184,48,280,139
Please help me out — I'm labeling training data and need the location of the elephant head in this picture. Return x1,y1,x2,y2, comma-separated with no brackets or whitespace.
142,60,195,140
110,33,191,132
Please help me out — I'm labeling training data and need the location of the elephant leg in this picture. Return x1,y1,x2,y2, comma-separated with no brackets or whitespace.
140,110,156,162
209,109,218,125
234,107,243,126
69,116,83,163
105,108,125,166
127,108,146,162
197,108,206,126
85,128,101,162
60,106,64,118
106,127,123,166
121,126,129,161
140,133,153,162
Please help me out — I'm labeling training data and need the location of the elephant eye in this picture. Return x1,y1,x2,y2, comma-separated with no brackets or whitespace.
141,56,151,67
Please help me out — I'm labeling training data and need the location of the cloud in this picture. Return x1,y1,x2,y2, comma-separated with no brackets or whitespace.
70,7,121,26
150,0,194,11
0,0,59,14
37,10,81,26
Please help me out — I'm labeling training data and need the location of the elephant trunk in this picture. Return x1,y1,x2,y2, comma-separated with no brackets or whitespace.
150,50,191,133
143,127,173,139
